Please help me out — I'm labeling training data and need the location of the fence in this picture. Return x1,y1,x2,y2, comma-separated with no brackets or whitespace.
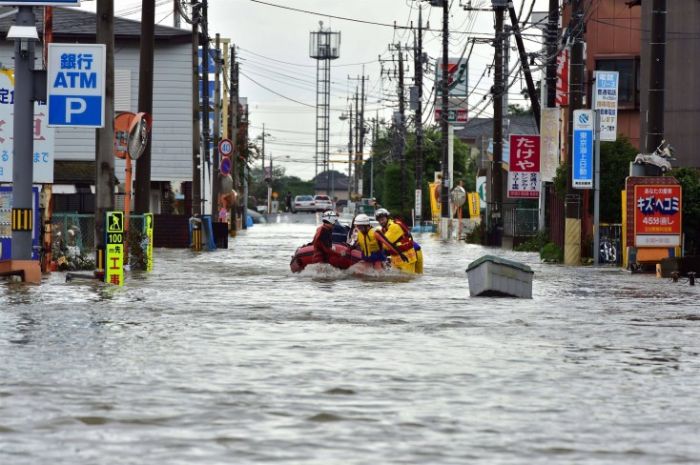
51,213,149,269
505,207,539,237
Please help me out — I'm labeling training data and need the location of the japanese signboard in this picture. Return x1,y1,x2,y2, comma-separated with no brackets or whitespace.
436,57,468,97
467,192,480,219
507,134,541,198
555,48,569,107
47,43,106,127
539,107,560,182
572,109,593,189
594,70,619,142
105,211,124,286
634,185,682,247
476,176,487,210
0,69,55,183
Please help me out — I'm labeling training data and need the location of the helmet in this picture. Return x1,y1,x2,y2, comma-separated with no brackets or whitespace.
354,214,370,226
375,208,390,218
321,210,338,224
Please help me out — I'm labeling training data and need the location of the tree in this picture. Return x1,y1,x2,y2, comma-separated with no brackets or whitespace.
669,167,700,255
599,137,638,223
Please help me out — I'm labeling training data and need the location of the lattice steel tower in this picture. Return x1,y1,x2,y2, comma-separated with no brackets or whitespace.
310,22,340,180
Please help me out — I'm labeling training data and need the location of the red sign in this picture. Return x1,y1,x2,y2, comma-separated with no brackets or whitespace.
509,135,540,172
634,185,682,247
434,108,468,123
218,138,233,156
556,48,569,107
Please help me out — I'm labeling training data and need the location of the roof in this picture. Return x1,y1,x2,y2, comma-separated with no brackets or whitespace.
455,114,539,142
313,170,349,190
0,7,191,42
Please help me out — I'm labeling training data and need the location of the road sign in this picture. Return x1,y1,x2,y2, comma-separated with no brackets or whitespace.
218,138,233,156
572,110,594,189
0,1,79,4
105,211,124,286
47,43,106,128
434,108,468,123
219,156,232,175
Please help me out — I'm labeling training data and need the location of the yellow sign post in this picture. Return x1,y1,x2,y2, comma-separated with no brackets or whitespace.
467,192,481,219
144,213,154,272
105,211,124,286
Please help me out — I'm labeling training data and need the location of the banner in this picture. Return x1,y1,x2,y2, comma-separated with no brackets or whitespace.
594,70,619,142
540,108,560,182
556,48,569,107
572,110,593,189
467,192,480,219
429,182,441,222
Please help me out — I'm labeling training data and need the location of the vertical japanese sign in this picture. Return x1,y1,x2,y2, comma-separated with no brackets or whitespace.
593,70,619,142
476,176,487,210
144,213,154,272
467,192,480,218
0,70,55,183
435,57,469,123
507,134,540,199
539,107,560,182
47,43,106,127
572,109,594,189
105,211,124,286
555,48,569,107
634,185,682,247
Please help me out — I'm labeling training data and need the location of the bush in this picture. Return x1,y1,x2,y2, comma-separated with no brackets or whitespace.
514,231,548,252
540,242,563,263
465,221,485,244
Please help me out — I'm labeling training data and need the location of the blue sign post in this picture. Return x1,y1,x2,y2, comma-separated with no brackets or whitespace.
572,109,594,189
47,43,106,128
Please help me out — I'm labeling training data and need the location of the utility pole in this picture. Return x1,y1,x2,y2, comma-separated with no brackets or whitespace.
566,0,585,265
230,45,239,231
191,0,201,216
545,0,559,108
201,0,211,215
211,34,221,217
491,1,506,245
414,6,424,223
348,103,354,199
174,0,181,28
95,0,115,274
439,0,450,220
507,0,540,127
135,0,155,214
397,44,407,212
354,89,360,197
645,0,666,154
359,71,367,197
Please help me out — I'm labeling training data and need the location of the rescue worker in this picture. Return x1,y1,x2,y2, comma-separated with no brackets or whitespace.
312,210,340,263
328,210,350,244
353,214,385,269
374,208,424,274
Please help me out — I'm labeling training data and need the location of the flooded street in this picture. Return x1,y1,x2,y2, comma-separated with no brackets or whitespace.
2,216,700,464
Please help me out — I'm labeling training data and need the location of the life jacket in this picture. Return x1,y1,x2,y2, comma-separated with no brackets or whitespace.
356,227,384,261
331,222,350,243
381,219,414,253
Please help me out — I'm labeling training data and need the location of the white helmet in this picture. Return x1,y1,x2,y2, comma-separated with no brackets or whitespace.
321,210,338,224
375,208,390,218
354,214,370,226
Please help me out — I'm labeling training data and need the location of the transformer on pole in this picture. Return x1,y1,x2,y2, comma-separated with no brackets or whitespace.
309,22,340,191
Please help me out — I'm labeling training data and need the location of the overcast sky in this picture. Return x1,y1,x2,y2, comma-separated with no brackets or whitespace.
102,0,551,180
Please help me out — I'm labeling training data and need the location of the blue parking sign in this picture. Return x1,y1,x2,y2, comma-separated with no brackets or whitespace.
47,43,105,128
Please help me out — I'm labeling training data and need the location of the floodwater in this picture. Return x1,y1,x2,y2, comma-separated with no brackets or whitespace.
1,214,699,464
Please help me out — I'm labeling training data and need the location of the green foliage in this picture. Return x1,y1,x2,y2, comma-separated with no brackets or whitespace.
540,242,563,263
553,161,568,197
669,167,700,255
465,220,485,244
247,165,314,208
128,227,148,270
514,231,549,252
599,137,638,223
381,163,407,214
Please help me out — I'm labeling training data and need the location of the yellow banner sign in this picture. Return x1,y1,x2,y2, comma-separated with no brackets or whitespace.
467,192,481,219
144,213,154,272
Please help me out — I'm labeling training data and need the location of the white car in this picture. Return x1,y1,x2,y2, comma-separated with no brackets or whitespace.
313,195,333,212
293,195,316,213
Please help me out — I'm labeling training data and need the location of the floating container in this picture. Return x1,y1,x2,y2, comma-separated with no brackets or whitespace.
466,255,534,298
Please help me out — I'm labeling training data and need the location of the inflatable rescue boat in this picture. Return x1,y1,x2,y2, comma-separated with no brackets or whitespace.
290,243,363,273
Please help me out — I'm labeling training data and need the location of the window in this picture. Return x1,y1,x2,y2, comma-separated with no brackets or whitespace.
595,57,640,109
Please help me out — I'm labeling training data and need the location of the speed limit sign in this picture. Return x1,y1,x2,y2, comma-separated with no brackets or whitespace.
218,138,233,156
